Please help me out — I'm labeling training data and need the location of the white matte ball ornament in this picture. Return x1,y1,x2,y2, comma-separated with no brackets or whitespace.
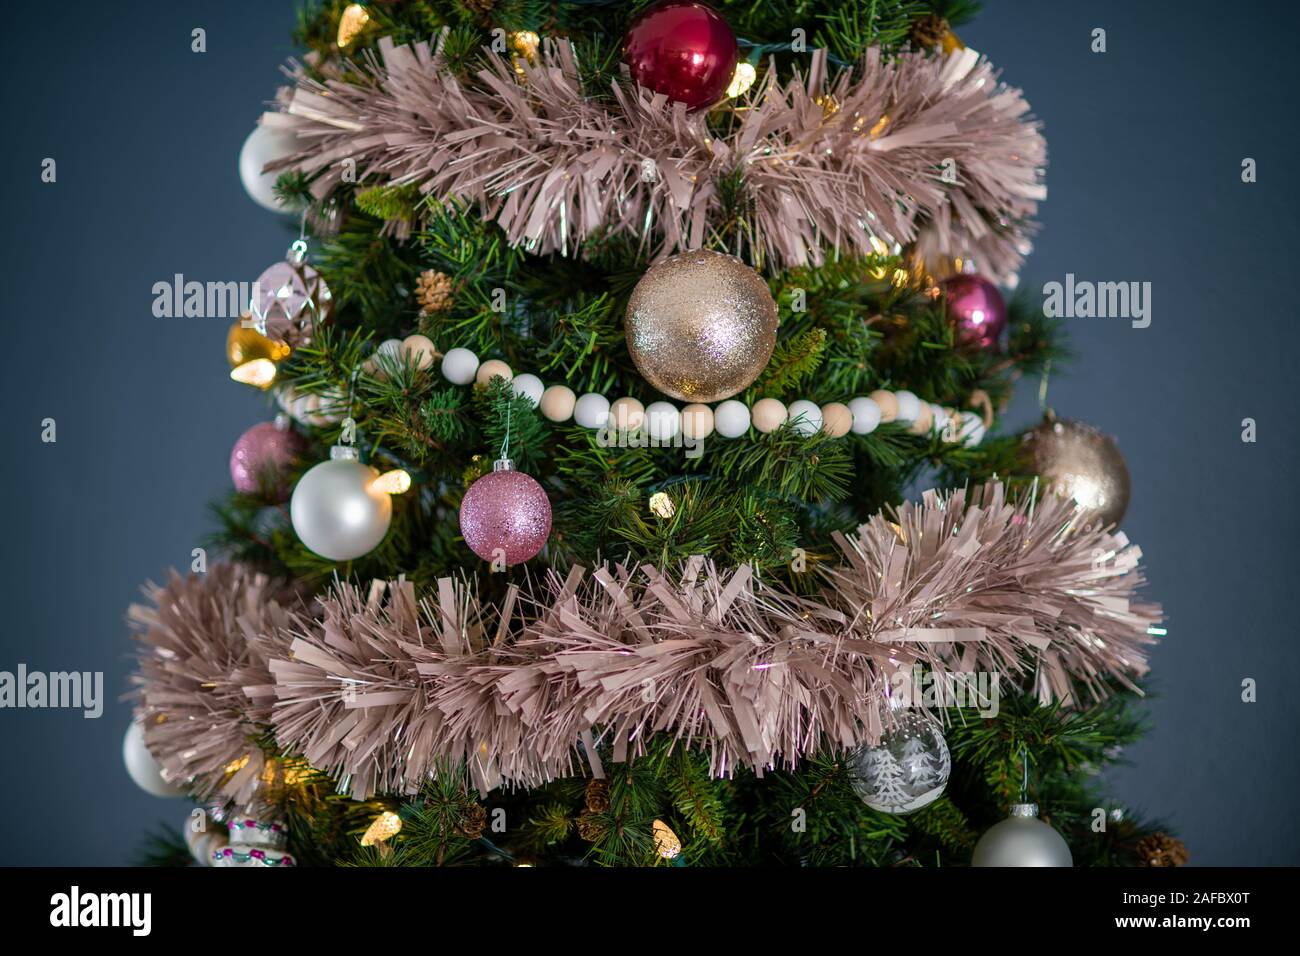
290,448,393,561
511,374,545,406
123,721,184,798
681,404,714,441
972,803,1073,867
540,385,577,422
959,411,986,448
787,400,823,437
893,390,921,423
441,347,480,385
574,393,611,429
713,400,750,438
751,398,787,434
848,396,882,435
645,401,681,441
238,124,299,213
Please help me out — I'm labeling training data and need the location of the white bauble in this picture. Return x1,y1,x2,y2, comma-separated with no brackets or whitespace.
238,124,299,213
441,347,480,385
645,401,680,441
574,393,611,429
848,713,950,815
511,374,545,406
959,411,986,448
290,452,392,561
972,804,1073,867
848,396,882,435
787,400,823,437
123,721,184,798
893,390,921,423
713,400,751,438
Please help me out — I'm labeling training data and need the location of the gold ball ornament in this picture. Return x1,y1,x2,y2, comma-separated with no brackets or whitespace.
625,250,778,403
1020,414,1131,529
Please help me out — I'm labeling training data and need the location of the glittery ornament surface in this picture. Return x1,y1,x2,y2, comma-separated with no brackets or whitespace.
229,422,305,500
1021,417,1130,529
625,249,778,402
944,274,1007,350
459,467,552,566
252,260,333,347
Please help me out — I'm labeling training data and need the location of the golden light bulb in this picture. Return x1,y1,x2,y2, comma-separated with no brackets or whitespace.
726,62,757,98
370,469,412,495
337,4,370,48
511,30,540,62
230,359,278,388
360,811,402,847
652,819,681,860
648,491,675,519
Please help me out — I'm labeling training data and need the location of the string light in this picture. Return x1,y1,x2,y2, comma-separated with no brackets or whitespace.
371,469,412,495
652,819,682,860
648,491,675,519
337,4,370,48
227,320,291,389
360,811,402,847
726,62,756,98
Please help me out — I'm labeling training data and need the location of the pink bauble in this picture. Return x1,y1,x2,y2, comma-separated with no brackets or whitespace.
252,259,333,347
230,422,305,500
944,274,1007,350
458,465,552,566
623,1,738,111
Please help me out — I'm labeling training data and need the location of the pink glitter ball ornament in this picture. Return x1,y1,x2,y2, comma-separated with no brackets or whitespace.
943,273,1007,351
230,421,305,500
458,459,552,566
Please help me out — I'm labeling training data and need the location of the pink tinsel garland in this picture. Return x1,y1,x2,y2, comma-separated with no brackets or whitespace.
130,484,1157,800
263,36,1045,278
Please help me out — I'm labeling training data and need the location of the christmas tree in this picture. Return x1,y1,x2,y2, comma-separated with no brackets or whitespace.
126,0,1176,868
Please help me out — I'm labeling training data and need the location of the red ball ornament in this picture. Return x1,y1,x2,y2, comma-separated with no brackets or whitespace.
944,274,1007,350
230,420,305,501
458,459,552,566
623,1,738,111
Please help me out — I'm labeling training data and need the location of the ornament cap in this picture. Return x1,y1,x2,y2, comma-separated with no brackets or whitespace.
1009,802,1040,818
493,457,515,473
329,444,360,462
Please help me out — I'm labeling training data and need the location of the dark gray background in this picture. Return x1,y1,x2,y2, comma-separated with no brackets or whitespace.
1,0,1295,865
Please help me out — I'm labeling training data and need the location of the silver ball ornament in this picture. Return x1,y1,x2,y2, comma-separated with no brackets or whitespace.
625,249,778,402
290,448,392,561
972,803,1074,867
848,712,950,815
122,721,184,798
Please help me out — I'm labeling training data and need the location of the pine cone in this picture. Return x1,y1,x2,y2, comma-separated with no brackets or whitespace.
910,14,951,50
416,270,454,314
584,779,610,813
576,810,606,843
1136,832,1189,867
457,803,488,840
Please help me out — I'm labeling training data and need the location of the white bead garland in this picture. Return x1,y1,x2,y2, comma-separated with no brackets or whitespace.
428,345,985,447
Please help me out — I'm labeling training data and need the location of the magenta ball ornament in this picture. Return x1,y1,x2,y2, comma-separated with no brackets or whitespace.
230,421,305,500
944,274,1007,350
623,1,738,111
458,461,552,566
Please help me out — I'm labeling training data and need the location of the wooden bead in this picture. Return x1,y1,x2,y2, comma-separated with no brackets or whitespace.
476,359,513,386
751,398,788,433
907,401,933,435
400,334,439,370
539,385,576,422
820,402,853,438
869,390,899,422
610,397,645,431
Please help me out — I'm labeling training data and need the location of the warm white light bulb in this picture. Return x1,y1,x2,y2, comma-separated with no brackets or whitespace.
230,359,277,388
726,62,757,98
371,469,412,495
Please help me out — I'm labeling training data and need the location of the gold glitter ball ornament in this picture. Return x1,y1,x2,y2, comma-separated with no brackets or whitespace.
624,250,778,403
1020,414,1131,529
